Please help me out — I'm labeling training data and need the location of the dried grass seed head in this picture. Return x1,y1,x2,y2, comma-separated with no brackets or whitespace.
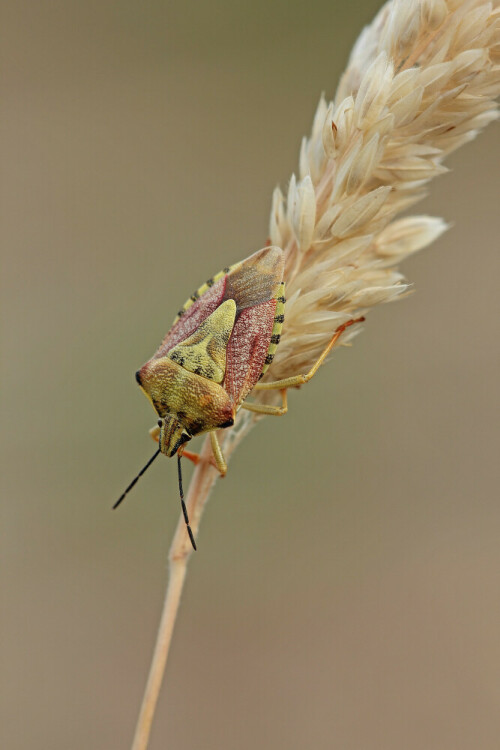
264,0,500,385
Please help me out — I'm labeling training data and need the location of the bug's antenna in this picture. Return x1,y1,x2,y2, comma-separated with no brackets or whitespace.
177,454,197,551
113,449,161,509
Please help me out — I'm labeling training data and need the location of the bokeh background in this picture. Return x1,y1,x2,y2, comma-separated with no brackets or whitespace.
2,1,499,748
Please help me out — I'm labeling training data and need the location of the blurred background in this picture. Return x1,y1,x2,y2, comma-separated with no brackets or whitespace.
1,1,499,748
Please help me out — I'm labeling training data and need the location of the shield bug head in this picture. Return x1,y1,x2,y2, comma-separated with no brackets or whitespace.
157,415,191,457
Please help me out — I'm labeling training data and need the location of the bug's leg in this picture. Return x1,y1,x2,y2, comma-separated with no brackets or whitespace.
240,389,288,416
149,425,160,442
210,431,228,477
253,316,365,391
180,449,201,466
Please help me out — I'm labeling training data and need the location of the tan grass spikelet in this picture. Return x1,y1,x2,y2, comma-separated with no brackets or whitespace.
260,0,499,387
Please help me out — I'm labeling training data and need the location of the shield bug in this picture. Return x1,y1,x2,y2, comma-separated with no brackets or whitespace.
114,245,363,549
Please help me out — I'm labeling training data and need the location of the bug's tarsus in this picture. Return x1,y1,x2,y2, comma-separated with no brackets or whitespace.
113,449,161,509
177,454,197,551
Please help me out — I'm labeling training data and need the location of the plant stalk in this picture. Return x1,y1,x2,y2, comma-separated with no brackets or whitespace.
131,435,219,750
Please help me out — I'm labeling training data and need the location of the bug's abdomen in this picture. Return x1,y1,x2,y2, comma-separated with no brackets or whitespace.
259,282,285,378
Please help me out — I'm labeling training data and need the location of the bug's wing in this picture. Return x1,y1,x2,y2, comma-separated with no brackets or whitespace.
224,300,277,407
153,276,228,358
222,246,284,311
224,246,284,406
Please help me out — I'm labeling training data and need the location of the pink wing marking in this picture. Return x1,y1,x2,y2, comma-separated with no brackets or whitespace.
224,299,277,407
153,276,227,358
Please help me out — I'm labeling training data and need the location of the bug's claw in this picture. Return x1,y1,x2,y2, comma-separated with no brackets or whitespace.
206,455,225,476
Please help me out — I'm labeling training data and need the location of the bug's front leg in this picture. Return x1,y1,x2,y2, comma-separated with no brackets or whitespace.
178,448,201,466
149,425,161,442
209,431,228,477
180,435,226,474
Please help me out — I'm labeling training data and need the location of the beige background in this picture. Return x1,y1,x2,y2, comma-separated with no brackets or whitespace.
1,1,499,748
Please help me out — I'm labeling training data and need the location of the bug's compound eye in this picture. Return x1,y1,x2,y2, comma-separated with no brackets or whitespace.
157,419,163,428
135,370,142,385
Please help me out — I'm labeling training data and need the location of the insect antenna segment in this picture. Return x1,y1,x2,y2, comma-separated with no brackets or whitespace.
177,454,197,551
113,449,161,509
